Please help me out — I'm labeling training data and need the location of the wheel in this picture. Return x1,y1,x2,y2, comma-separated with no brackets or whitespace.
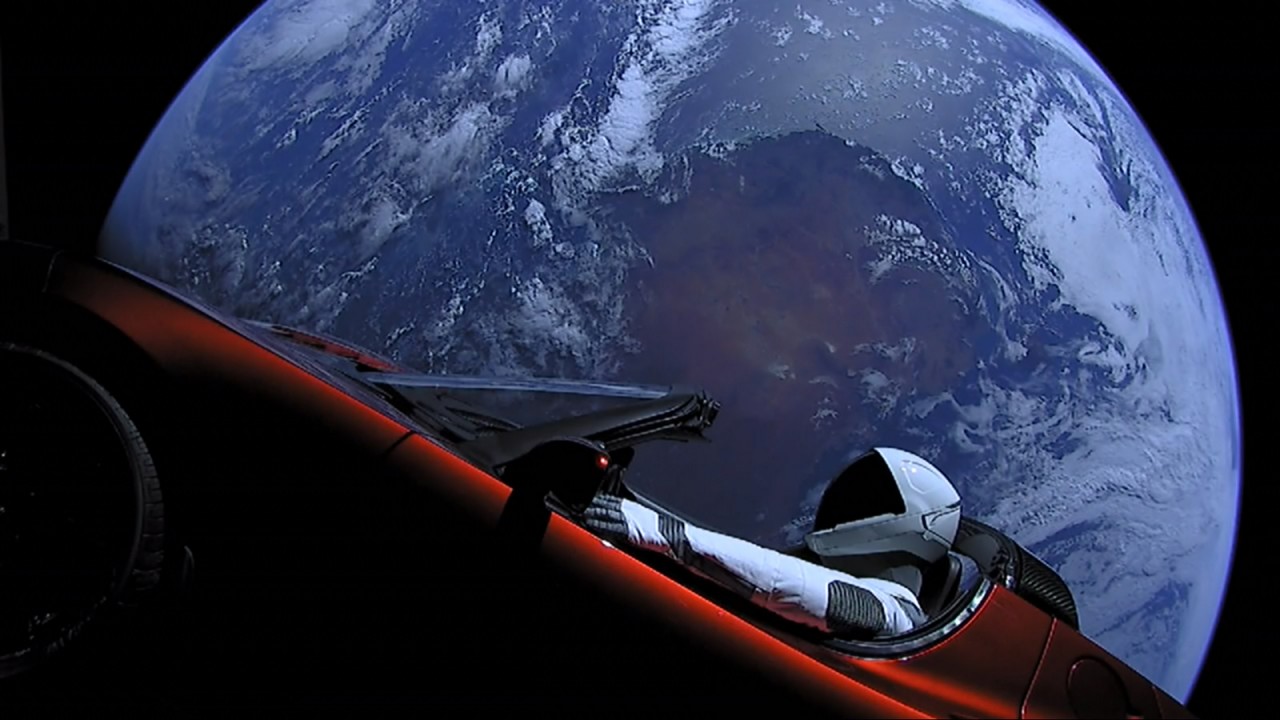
0,343,165,679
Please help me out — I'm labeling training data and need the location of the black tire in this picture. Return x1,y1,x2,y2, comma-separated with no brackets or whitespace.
0,343,165,679
955,516,1079,629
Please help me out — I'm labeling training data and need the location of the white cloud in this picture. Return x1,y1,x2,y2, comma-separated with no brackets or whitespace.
515,276,592,365
550,0,734,200
858,368,900,417
473,11,503,56
381,100,500,199
494,53,534,97
524,198,554,247
538,109,565,148
440,12,503,92
333,1,413,96
796,7,831,38
227,0,417,113
912,0,1110,83
238,0,379,72
360,194,412,257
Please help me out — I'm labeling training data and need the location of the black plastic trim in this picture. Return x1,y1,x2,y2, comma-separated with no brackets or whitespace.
465,390,720,469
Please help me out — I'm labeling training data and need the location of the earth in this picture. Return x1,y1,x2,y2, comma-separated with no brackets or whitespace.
99,0,1240,702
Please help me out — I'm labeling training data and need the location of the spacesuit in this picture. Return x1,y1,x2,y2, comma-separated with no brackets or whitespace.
583,447,962,639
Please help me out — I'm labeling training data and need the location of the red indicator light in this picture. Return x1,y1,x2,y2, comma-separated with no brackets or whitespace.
596,454,610,470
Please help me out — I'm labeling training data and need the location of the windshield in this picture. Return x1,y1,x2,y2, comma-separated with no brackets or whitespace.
249,322,721,502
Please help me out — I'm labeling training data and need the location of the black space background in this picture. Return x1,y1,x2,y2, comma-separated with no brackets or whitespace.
0,2,1269,715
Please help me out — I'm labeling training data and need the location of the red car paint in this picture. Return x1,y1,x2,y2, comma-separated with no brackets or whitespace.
0,242,1196,717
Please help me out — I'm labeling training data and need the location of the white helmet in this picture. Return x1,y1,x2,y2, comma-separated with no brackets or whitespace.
804,448,961,584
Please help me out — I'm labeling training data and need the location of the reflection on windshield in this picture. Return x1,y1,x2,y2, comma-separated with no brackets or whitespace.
384,385,634,431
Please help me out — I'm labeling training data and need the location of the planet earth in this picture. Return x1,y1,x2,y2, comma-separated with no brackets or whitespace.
100,0,1240,702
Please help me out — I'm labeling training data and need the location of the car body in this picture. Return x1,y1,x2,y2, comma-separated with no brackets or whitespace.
0,239,1194,717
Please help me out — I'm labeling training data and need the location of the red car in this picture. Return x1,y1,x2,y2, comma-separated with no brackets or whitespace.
0,239,1194,717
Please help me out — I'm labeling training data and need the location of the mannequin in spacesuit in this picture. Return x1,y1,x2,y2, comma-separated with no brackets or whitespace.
582,448,962,638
